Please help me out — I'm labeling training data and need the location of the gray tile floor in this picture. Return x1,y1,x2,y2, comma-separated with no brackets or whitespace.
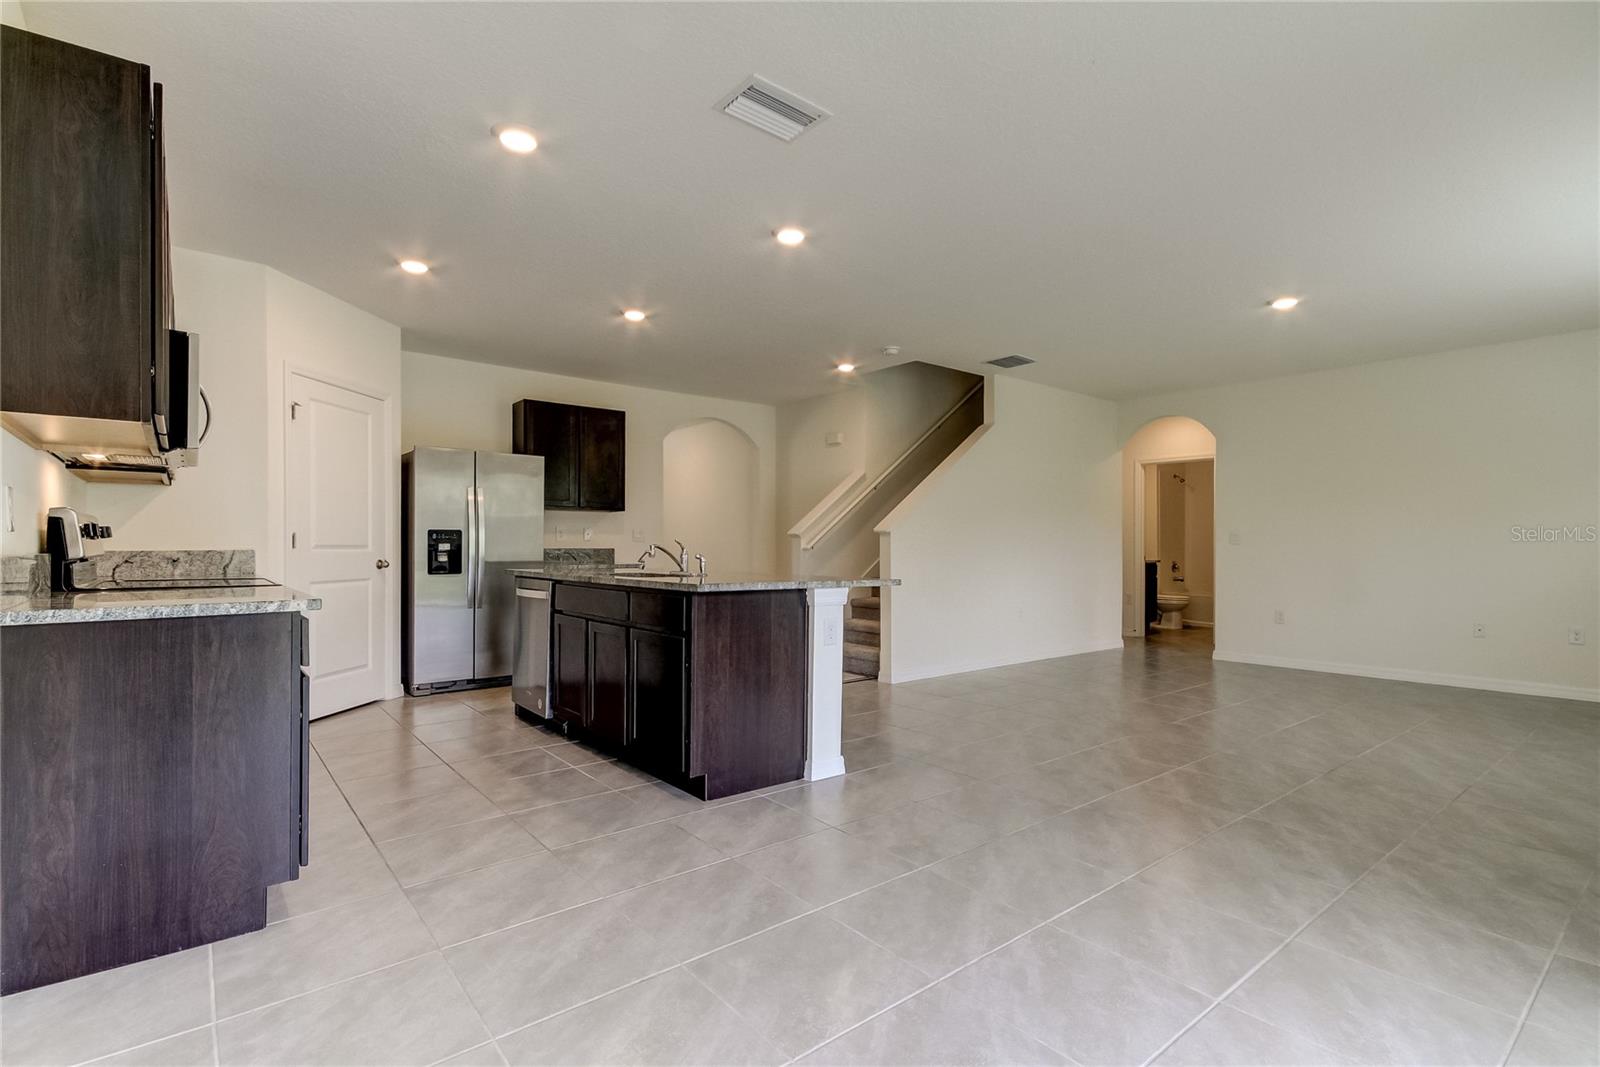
4,633,1597,1066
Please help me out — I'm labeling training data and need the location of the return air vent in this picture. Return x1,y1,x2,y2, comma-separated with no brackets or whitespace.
718,76,829,142
985,354,1036,369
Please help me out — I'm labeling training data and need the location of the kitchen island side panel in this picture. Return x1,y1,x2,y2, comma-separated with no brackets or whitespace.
0,613,298,994
689,590,808,799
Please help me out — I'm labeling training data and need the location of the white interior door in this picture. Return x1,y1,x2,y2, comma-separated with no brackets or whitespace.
286,373,388,718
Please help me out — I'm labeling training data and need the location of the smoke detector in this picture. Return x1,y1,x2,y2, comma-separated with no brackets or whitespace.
985,354,1036,369
717,76,830,142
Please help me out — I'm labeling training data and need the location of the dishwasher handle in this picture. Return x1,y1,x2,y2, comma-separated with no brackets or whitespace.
516,588,549,600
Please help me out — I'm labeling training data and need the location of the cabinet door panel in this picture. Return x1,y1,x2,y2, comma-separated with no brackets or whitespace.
628,629,686,777
1,27,151,422
515,400,580,509
587,621,628,751
551,613,587,726
577,407,625,511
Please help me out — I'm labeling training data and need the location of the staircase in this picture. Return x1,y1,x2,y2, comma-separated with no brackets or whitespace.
843,592,881,681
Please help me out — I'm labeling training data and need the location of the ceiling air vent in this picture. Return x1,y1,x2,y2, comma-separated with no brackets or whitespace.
718,76,829,142
985,354,1036,369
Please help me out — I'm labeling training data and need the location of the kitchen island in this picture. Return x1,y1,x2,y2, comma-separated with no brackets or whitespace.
0,585,319,994
510,568,893,800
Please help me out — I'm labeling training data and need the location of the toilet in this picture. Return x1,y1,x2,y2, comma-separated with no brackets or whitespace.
1155,592,1189,631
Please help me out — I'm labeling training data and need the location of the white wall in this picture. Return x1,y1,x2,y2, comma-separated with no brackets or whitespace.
1120,329,1600,700
82,250,272,557
1,428,86,557
878,375,1123,681
663,419,759,574
402,350,778,570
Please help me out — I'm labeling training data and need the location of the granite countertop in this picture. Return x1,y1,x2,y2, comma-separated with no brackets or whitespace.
509,566,898,594
0,585,322,626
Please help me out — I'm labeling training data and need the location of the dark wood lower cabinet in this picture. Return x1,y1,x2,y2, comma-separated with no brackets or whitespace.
586,620,628,750
0,611,308,994
627,628,687,776
551,585,805,800
551,611,588,727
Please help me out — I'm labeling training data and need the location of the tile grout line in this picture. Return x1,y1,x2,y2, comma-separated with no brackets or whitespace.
397,686,1450,1058
207,945,220,1066
1138,723,1565,1066
1492,839,1595,1064
786,703,1475,1065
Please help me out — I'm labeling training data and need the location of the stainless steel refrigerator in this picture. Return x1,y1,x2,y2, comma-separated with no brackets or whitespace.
402,447,544,695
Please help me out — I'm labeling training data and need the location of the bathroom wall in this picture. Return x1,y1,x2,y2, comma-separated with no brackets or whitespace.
1182,460,1215,624
1156,466,1188,591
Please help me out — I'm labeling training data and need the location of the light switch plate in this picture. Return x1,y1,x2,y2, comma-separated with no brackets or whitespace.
825,431,844,447
632,529,647,542
1228,531,1242,545
582,527,594,542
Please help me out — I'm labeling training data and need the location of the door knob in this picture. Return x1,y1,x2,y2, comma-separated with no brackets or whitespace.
376,559,391,569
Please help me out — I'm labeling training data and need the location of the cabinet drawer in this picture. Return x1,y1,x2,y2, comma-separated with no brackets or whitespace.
629,591,686,633
553,584,629,622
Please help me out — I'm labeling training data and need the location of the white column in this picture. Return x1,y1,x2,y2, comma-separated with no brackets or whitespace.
804,586,848,781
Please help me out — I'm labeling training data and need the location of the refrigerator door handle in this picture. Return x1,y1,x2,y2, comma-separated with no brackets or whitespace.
475,487,488,608
464,485,478,607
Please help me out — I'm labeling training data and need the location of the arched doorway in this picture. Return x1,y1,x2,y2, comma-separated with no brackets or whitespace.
1122,416,1218,643
662,418,759,574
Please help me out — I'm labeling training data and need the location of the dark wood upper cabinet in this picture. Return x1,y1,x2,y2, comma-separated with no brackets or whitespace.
513,400,626,511
577,407,626,510
1,26,161,423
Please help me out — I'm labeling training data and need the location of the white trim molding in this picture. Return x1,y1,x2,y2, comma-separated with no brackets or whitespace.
804,587,850,781
1214,650,1600,703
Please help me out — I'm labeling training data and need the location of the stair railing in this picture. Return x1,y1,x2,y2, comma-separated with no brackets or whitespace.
799,381,983,552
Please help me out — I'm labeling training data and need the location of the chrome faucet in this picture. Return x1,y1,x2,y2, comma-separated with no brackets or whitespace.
638,541,691,573
694,553,708,577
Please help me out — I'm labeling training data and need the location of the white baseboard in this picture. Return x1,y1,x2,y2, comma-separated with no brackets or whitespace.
804,754,846,781
1213,650,1600,703
886,637,1125,684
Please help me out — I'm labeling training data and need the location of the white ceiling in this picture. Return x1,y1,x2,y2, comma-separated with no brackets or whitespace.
23,2,1599,405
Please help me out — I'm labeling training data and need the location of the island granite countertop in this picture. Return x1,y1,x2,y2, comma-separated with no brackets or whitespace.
509,566,898,594
0,585,322,626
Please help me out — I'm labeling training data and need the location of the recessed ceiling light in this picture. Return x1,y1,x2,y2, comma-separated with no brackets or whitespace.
82,453,108,462
493,124,538,155
835,362,856,374
399,259,430,275
774,227,807,247
1268,296,1300,311
621,308,648,323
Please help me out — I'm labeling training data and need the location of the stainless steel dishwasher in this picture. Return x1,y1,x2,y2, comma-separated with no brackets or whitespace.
512,577,552,721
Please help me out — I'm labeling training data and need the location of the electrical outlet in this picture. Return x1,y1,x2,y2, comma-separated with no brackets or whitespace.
1228,531,1242,546
554,526,568,541
1472,623,1486,638
1273,610,1285,625
1124,592,1133,607
822,618,840,647
582,527,594,542
632,528,648,543
1571,627,1586,646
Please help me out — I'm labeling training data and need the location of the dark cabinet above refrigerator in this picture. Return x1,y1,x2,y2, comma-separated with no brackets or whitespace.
512,399,626,511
